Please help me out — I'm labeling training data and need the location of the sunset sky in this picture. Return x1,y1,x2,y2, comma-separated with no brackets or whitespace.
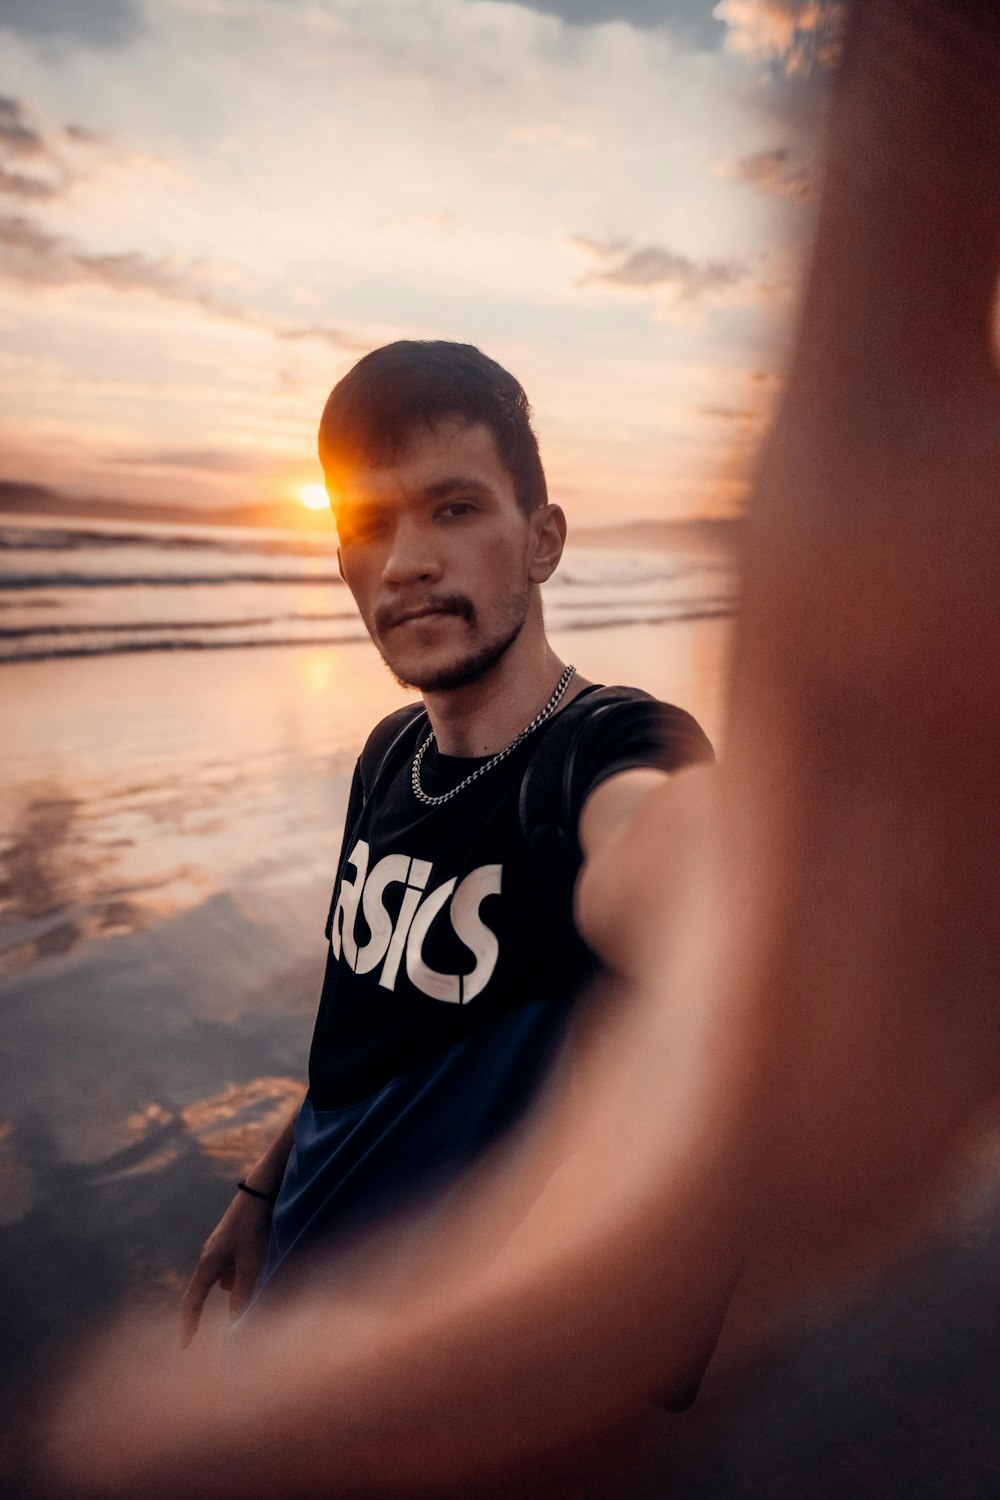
0,0,837,527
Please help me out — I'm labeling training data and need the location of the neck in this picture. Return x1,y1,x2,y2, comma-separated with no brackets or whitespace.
422,618,581,757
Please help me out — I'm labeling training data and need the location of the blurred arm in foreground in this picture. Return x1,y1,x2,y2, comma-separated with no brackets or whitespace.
48,0,1000,1493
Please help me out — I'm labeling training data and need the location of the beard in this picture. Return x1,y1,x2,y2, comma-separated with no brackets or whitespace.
377,587,529,694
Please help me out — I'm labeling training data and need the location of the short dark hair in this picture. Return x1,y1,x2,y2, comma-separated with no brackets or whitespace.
318,340,548,516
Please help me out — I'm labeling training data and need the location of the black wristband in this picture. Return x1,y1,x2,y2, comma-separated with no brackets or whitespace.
237,1178,277,1204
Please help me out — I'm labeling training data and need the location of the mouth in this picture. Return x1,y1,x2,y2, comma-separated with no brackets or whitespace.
379,598,473,633
388,606,457,629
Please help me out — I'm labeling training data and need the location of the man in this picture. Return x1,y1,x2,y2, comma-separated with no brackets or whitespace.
180,340,712,1341
51,1,1000,1492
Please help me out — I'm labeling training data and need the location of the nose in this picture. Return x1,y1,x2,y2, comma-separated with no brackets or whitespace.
381,516,442,588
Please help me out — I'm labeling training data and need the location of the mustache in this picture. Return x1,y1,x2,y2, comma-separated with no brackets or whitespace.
375,594,476,635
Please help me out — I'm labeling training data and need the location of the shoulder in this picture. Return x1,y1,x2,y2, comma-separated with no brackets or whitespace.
358,702,426,793
361,702,426,755
552,685,714,774
520,685,713,848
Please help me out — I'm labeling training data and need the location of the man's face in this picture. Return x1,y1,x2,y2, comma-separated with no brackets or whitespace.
332,419,540,693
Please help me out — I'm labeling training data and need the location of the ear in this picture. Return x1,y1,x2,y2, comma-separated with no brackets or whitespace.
528,504,567,585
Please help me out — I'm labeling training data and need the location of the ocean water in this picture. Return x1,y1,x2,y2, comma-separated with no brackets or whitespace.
0,511,737,1005
0,513,737,664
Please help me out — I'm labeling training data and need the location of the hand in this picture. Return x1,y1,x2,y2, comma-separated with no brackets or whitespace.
179,1188,274,1349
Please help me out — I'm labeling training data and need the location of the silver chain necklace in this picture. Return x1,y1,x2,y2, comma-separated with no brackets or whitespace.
411,664,577,807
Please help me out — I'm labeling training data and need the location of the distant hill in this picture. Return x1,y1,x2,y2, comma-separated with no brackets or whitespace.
0,479,740,551
0,480,332,534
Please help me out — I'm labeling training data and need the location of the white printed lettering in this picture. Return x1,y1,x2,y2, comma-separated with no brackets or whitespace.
449,863,502,1002
405,878,460,1002
379,857,432,990
329,838,369,968
333,846,502,1004
354,853,412,975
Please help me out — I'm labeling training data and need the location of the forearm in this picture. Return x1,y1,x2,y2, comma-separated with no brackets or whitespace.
241,1103,301,1198
728,0,1000,1257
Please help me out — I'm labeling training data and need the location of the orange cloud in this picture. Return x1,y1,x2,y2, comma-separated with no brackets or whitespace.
715,0,844,74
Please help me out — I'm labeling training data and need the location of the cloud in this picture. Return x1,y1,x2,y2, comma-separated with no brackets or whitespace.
0,99,75,202
570,233,631,258
0,97,46,158
714,0,844,74
728,146,817,201
0,0,145,49
0,212,250,314
572,234,746,300
108,448,265,473
278,324,371,352
475,0,725,48
0,212,365,351
0,99,189,213
64,124,110,147
0,167,60,201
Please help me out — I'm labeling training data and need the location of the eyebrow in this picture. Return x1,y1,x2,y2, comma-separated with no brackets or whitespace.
419,477,496,503
338,475,497,520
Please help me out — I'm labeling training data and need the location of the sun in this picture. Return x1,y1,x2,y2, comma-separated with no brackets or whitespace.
299,482,330,512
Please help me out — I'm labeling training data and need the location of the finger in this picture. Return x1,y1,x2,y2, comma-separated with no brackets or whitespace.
229,1263,259,1321
179,1261,220,1350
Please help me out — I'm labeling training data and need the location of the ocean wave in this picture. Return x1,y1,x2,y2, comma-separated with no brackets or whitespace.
553,602,736,632
552,558,732,589
0,610,361,640
0,522,335,559
0,599,736,666
0,633,366,664
0,570,345,590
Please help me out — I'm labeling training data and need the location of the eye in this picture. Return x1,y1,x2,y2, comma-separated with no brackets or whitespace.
342,512,387,544
437,500,476,521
